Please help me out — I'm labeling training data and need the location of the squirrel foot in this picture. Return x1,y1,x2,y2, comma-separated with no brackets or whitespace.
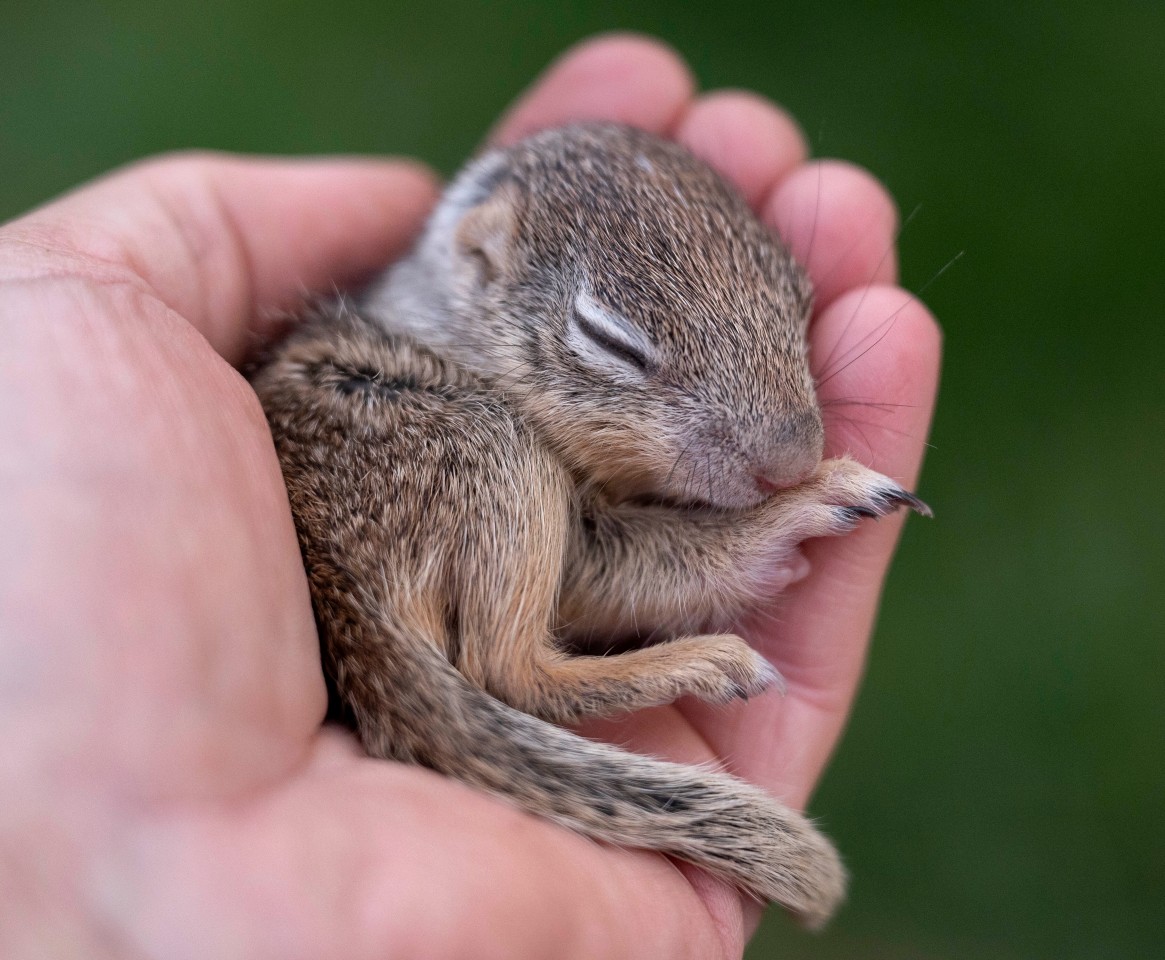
764,456,931,541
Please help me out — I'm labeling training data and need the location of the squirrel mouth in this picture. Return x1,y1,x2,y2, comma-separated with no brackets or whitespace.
623,489,754,513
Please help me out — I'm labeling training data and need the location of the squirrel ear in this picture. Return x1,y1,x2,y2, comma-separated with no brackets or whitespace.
453,182,520,287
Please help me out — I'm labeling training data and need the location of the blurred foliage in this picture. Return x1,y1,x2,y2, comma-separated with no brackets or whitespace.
3,1,1162,957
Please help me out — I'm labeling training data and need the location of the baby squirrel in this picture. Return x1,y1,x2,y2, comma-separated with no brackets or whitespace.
250,123,928,929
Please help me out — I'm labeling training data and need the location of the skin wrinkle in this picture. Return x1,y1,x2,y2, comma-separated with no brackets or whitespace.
0,167,242,353
147,161,258,359
6,156,440,364
0,238,158,317
0,232,146,290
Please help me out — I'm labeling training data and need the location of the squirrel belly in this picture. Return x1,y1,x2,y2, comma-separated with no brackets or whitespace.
250,303,846,929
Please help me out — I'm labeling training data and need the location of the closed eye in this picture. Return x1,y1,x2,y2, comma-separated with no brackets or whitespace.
568,292,658,377
574,310,652,370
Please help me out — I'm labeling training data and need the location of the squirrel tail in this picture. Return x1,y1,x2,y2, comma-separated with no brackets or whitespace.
331,600,847,929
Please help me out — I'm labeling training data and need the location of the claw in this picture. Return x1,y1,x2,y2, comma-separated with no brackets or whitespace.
879,486,933,518
834,506,866,528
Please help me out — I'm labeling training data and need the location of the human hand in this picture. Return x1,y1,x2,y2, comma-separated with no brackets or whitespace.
0,34,939,960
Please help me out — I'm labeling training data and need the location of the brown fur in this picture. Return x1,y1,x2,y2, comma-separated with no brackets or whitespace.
249,124,928,928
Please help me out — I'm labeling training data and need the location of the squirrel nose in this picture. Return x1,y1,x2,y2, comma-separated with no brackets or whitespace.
753,459,815,494
750,410,824,494
754,471,801,495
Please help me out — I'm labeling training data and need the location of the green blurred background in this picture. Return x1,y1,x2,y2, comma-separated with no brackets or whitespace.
4,1,1161,956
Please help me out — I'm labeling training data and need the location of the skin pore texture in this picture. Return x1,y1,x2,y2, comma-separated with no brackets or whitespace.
0,34,939,960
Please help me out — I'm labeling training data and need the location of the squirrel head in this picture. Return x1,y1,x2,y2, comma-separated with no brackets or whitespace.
367,123,823,509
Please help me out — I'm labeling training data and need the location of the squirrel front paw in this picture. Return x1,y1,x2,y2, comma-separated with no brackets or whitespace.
725,457,930,610
765,456,931,541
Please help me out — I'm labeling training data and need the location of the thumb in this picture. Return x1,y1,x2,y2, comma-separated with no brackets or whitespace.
1,153,438,362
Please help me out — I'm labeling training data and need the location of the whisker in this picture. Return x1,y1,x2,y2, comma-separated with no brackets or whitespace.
802,161,825,276
815,203,924,378
815,312,899,389
821,397,921,412
913,248,965,299
822,410,938,448
664,437,696,493
814,246,962,390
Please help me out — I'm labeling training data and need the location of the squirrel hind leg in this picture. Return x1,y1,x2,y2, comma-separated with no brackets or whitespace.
449,476,780,721
461,621,782,725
